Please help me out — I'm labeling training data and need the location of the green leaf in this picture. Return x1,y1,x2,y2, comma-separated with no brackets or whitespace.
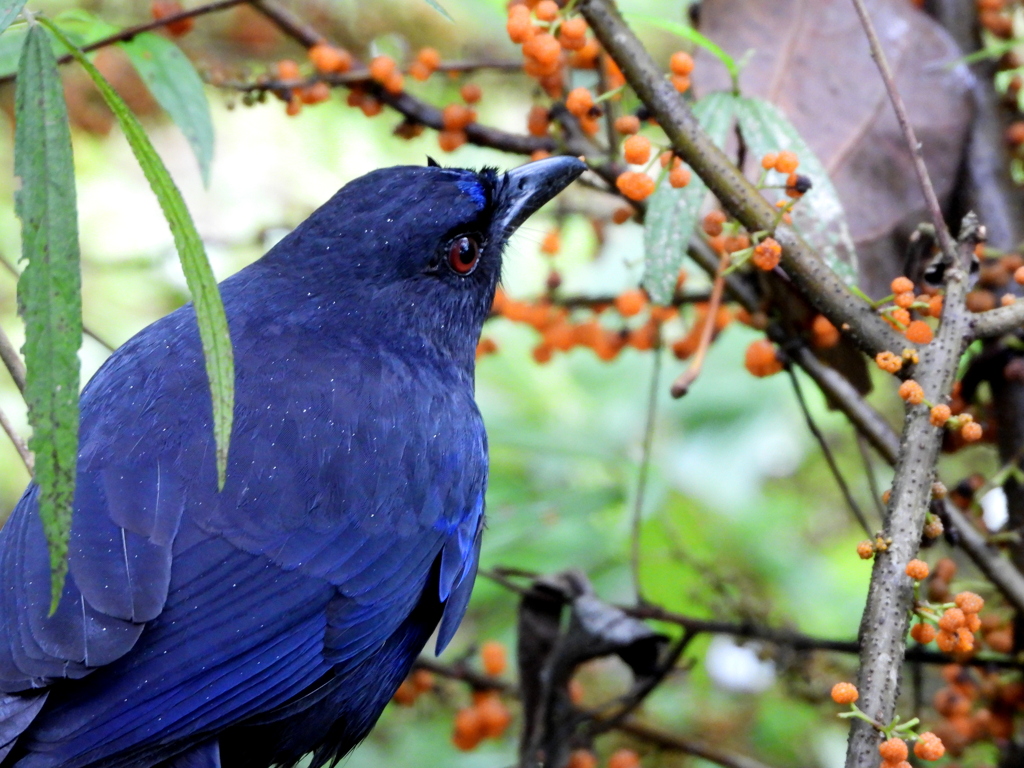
626,13,739,89
643,91,737,303
120,32,214,187
734,96,858,285
0,0,26,36
14,23,82,612
424,0,454,22
43,19,235,490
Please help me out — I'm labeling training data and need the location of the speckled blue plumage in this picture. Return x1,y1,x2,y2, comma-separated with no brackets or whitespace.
0,158,591,768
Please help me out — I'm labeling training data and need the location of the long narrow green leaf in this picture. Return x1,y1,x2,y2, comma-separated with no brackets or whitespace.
43,19,235,490
120,32,214,186
734,96,859,285
643,92,737,303
14,23,82,612
423,0,454,22
0,0,26,36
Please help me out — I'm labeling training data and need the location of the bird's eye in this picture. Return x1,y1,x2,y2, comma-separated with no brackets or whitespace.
447,235,480,275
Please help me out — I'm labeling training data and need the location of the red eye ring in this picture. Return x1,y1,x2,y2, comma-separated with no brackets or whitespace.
448,235,480,275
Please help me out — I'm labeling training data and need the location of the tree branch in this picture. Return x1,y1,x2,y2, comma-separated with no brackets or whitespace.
0,324,25,395
969,302,1024,340
0,403,31,473
577,0,908,360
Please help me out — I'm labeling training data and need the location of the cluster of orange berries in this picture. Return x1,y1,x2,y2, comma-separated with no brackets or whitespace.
830,683,946,762
895,375,984,442
452,641,513,751
567,748,642,768
978,0,1013,38
927,662,1024,754
759,151,810,199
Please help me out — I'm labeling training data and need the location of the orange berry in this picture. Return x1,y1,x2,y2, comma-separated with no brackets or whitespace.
671,74,691,93
879,738,908,763
891,276,914,294
875,351,903,374
898,379,924,405
669,50,694,75
745,339,783,377
752,237,782,271
894,291,915,309
952,592,983,616
392,679,418,705
856,540,874,559
888,308,910,329
612,207,632,225
914,733,946,761
961,421,983,442
411,668,435,692
934,558,957,581
831,681,859,704
560,16,587,39
527,104,550,136
623,134,651,164
369,55,396,83
308,44,352,74
507,5,534,43
614,115,641,135
535,0,559,21
438,129,467,152
810,315,840,348
911,622,937,644
540,228,561,255
930,404,951,427
409,61,432,81
905,559,929,580
927,295,944,317
480,640,507,676
523,33,561,65
615,171,655,201
955,627,974,652
1015,265,1024,285
442,103,475,130
702,210,727,237
566,86,594,117
567,750,598,768
905,320,933,344
615,288,647,317
532,343,554,364
774,149,799,173
936,629,957,653
460,83,482,103
276,59,301,80
570,37,600,68
760,152,778,170
358,95,383,117
476,694,512,738
416,46,441,70
608,749,641,768
151,0,194,36
382,70,404,95
939,608,966,633
452,707,484,751
285,97,302,116
669,165,691,188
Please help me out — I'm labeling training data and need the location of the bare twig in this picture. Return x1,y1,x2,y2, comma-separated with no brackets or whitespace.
970,302,1024,340
577,0,908,360
630,341,661,603
0,324,25,394
670,252,728,397
848,0,958,264
786,366,872,536
856,433,888,522
845,218,980,767
0,403,31,473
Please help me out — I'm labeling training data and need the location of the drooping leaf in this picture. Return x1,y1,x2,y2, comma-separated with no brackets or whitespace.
734,96,858,285
0,0,26,36
44,19,235,489
0,12,107,79
120,32,214,186
14,23,82,612
626,13,739,88
423,0,454,22
643,91,737,303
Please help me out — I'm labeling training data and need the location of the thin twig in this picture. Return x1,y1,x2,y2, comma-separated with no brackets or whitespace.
0,0,249,87
0,324,25,394
787,366,872,536
856,432,887,522
0,403,31,473
630,339,661,604
848,0,958,264
670,252,728,397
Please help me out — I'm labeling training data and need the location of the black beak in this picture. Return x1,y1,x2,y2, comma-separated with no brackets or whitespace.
494,156,587,238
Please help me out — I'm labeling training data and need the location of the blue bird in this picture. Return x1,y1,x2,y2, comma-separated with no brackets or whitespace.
0,156,585,768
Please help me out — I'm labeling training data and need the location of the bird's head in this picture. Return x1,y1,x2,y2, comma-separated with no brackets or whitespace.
259,156,585,365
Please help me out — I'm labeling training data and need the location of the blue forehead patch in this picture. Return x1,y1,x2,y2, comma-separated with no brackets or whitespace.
457,179,487,210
